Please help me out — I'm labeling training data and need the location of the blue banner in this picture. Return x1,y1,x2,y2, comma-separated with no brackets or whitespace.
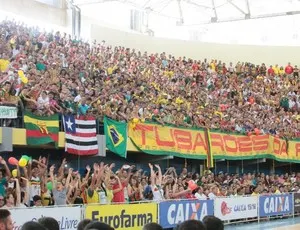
159,200,214,228
259,194,293,217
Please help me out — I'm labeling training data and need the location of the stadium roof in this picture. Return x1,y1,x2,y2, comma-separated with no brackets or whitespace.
72,0,300,25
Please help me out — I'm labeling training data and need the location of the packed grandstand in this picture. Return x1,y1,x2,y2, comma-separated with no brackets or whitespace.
0,16,300,230
0,20,299,138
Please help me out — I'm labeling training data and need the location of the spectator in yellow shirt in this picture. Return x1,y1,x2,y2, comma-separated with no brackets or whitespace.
273,64,280,75
0,54,10,72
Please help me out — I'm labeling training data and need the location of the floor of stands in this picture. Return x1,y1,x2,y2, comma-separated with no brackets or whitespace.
224,216,300,230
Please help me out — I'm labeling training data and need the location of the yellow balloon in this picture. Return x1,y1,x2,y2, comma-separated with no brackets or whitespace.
19,158,27,167
18,70,25,78
12,169,17,178
20,75,28,84
132,118,139,123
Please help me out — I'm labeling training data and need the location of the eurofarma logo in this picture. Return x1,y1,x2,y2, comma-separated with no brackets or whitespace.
91,209,153,229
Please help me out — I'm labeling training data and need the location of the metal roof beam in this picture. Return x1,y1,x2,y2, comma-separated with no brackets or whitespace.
245,0,250,14
211,0,218,21
227,0,247,15
183,0,212,10
177,0,184,24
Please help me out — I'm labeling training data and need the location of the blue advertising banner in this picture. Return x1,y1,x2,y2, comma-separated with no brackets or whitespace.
259,194,293,217
159,200,214,228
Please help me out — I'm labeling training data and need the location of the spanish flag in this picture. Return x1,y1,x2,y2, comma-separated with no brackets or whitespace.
24,112,59,146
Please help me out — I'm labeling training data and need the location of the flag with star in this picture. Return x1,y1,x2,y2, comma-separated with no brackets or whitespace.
24,112,59,146
63,115,98,155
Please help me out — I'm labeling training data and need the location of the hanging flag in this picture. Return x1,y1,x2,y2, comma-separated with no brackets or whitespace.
24,112,59,146
104,116,127,158
63,115,98,156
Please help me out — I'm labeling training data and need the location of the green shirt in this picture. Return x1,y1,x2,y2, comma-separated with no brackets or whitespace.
0,178,7,196
36,62,46,71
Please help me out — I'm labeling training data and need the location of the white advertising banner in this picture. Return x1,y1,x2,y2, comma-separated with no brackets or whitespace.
214,196,258,221
10,206,81,230
0,106,17,119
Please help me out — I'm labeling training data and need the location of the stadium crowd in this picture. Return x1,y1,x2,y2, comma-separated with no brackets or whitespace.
0,156,299,209
0,20,299,138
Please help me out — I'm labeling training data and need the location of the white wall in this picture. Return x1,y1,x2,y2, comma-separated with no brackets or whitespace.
0,0,67,29
90,24,300,66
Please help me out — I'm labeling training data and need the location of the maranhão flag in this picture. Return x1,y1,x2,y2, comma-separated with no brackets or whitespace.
63,115,98,156
24,112,59,146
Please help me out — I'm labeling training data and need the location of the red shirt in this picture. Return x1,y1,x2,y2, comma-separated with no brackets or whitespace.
185,193,196,199
112,182,127,203
267,68,274,76
192,63,199,71
285,65,293,74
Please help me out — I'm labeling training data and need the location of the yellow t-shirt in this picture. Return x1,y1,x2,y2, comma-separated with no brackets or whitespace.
273,66,280,75
0,59,10,72
279,69,285,75
86,189,99,204
41,191,51,206
176,97,184,105
210,62,216,71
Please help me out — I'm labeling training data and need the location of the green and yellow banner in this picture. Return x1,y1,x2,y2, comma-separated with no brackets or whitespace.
117,119,300,165
128,122,208,160
209,131,300,163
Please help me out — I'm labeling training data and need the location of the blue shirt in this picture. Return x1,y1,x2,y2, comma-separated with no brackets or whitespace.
78,104,90,115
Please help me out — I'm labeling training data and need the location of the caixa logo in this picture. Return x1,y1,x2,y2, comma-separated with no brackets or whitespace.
167,202,208,224
263,196,290,214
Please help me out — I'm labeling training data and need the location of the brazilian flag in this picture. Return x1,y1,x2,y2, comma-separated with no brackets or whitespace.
104,116,127,158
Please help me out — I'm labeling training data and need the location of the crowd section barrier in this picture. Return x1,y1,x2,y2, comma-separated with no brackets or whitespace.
8,193,300,230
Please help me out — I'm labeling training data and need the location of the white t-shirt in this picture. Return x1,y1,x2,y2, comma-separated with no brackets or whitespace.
37,96,49,109
195,193,207,200
208,192,216,200
98,191,107,205
29,176,41,201
152,185,164,201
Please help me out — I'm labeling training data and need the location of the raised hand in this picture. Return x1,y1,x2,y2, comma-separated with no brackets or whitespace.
93,163,99,171
130,165,135,170
86,165,91,172
50,165,55,172
41,157,47,165
0,157,6,165
62,158,67,165
154,164,160,169
148,163,153,169
109,163,115,169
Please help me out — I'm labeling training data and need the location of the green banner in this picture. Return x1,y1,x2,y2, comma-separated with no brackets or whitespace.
104,116,127,158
